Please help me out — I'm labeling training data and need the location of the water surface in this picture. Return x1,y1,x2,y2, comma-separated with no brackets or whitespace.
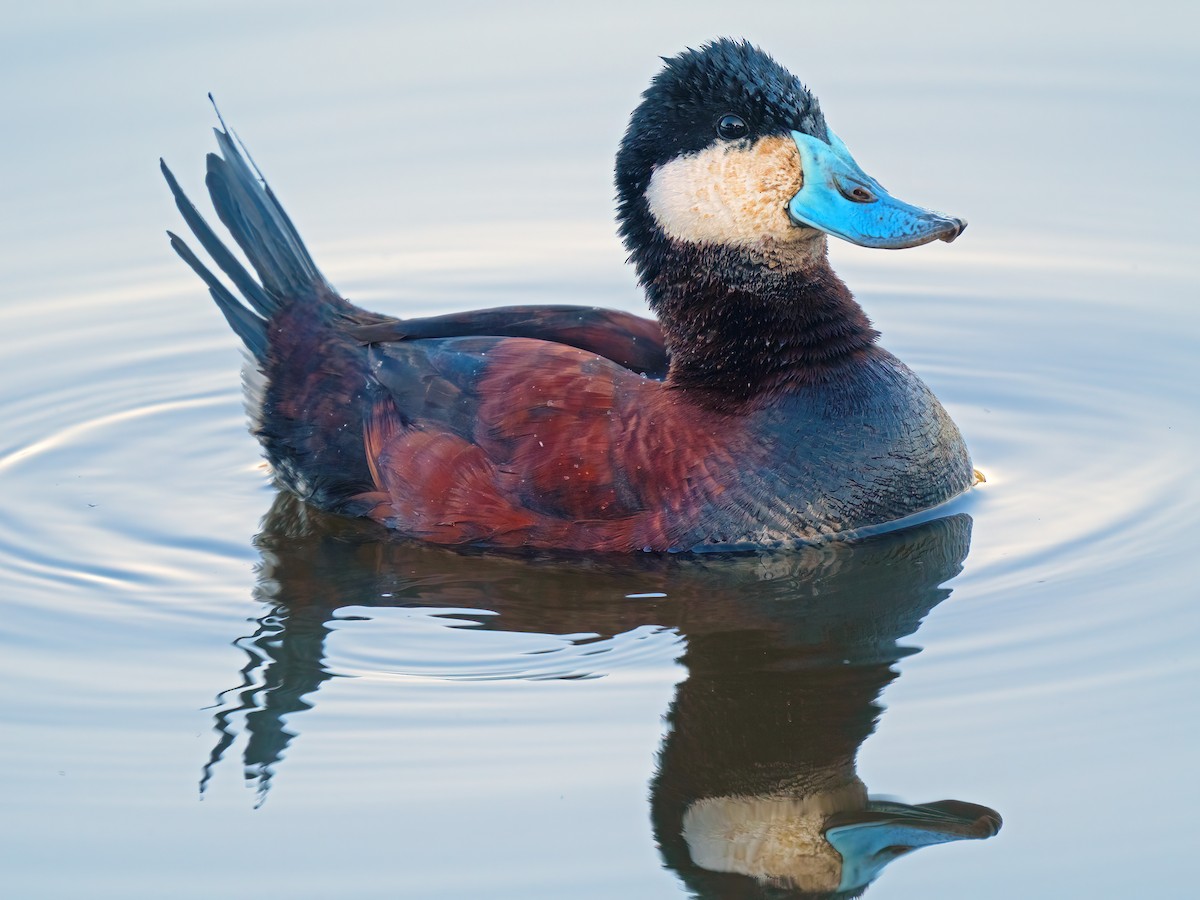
1,2,1197,898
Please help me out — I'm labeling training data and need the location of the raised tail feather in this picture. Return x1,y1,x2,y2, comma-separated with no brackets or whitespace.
165,103,670,379
161,101,334,360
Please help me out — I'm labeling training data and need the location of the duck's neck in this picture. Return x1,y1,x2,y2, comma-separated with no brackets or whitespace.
641,237,879,407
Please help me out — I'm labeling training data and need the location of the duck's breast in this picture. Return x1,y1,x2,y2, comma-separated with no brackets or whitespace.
717,351,972,546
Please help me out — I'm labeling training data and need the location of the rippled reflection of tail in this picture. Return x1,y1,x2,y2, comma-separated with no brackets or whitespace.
201,603,334,805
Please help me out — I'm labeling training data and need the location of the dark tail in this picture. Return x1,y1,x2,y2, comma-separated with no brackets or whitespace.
161,99,335,360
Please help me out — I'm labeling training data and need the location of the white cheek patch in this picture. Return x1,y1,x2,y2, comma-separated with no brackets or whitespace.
645,136,807,247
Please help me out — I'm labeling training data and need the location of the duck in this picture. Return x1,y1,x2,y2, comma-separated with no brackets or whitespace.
162,38,973,553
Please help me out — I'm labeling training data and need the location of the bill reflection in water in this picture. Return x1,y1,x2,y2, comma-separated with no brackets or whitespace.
206,497,1000,895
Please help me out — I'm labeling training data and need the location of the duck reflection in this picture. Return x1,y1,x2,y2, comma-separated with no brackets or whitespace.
207,494,999,895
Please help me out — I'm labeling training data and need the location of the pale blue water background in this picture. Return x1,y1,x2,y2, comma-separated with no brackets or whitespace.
1,1,1197,897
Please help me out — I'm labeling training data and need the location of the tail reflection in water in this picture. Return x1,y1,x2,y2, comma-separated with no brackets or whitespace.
208,494,1000,895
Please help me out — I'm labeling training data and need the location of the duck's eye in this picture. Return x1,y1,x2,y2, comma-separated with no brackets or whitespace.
716,114,749,140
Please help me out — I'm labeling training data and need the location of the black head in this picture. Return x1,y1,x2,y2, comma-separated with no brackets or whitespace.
616,40,965,285
616,40,829,259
